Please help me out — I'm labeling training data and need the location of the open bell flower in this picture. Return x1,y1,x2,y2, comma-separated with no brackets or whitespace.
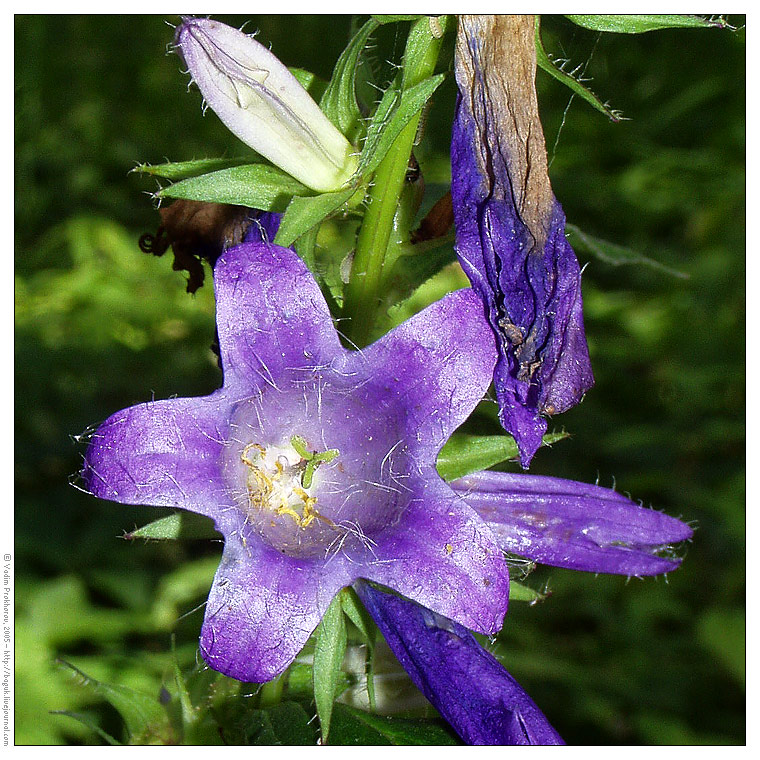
452,15,594,468
175,17,358,193
81,239,691,685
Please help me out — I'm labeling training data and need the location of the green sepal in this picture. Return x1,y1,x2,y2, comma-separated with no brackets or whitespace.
509,581,546,604
566,224,688,279
358,74,445,177
124,512,219,541
329,703,460,746
320,18,380,141
437,431,570,482
274,186,359,248
565,14,728,34
131,157,251,181
312,593,347,744
535,17,623,123
339,588,377,645
57,659,173,744
157,164,312,212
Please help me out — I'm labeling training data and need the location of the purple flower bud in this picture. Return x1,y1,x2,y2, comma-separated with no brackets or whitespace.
175,17,358,192
357,582,564,745
452,15,594,467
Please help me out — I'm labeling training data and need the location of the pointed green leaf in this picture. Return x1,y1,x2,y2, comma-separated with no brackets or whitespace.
50,711,122,745
565,14,728,34
359,74,445,177
340,588,377,644
157,164,312,211
329,703,459,746
372,15,423,24
437,431,570,482
131,157,252,181
312,594,347,744
320,18,380,140
566,224,688,279
274,186,358,248
58,660,172,744
125,512,219,541
535,17,623,122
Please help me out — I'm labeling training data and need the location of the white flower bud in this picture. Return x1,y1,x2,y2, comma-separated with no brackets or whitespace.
176,17,358,192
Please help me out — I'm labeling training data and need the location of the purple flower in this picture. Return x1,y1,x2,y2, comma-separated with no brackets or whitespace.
81,238,690,690
451,15,594,468
453,471,693,576
357,581,564,745
81,239,510,682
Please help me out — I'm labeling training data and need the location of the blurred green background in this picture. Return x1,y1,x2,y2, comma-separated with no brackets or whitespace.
14,15,744,745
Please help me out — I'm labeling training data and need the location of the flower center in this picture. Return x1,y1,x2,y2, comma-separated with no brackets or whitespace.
240,437,339,530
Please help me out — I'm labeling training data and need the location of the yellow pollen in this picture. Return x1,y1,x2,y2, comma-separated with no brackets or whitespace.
240,442,332,530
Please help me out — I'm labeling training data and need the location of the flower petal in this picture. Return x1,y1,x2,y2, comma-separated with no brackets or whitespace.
361,475,509,635
452,16,593,468
356,581,564,745
200,533,353,682
81,392,232,517
214,241,345,397
355,288,497,456
453,470,693,575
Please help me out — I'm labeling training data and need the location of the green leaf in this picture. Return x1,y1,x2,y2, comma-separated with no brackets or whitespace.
566,224,688,279
243,702,319,745
372,15,423,24
312,594,347,744
359,74,445,177
130,157,251,181
565,14,726,34
329,703,460,746
58,660,173,744
320,18,380,140
274,186,358,248
50,710,122,745
157,164,312,211
125,512,219,541
437,431,570,482
339,588,377,644
535,17,623,122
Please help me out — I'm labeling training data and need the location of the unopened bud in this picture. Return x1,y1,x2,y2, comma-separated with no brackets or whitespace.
176,17,358,192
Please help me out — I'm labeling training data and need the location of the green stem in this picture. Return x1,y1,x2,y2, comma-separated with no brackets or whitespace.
257,672,286,708
341,16,450,346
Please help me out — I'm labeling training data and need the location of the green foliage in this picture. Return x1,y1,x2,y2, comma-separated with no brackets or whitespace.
14,13,744,746
565,14,727,34
126,512,220,541
157,163,312,210
312,594,348,743
329,703,459,745
320,18,380,141
437,431,569,482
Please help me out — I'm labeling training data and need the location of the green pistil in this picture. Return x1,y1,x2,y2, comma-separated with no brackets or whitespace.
290,435,340,489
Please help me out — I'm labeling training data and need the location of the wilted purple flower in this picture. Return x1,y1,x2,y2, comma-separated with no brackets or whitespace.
451,15,594,468
357,581,564,745
82,239,510,682
175,17,357,192
81,238,690,687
